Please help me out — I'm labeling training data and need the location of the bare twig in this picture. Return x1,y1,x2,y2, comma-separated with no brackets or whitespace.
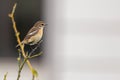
3,72,8,80
17,52,21,68
32,75,35,80
29,40,43,56
17,58,28,80
29,52,43,59
8,3,38,77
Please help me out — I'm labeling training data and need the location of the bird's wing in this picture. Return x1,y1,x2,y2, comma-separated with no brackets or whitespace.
24,27,39,40
28,30,38,35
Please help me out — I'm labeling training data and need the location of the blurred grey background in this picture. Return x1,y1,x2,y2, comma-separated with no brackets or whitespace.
1,0,120,80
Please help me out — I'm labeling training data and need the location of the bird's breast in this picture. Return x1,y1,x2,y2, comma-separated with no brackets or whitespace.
29,28,43,45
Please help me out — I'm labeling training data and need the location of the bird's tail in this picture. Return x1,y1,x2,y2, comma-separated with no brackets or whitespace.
16,41,24,47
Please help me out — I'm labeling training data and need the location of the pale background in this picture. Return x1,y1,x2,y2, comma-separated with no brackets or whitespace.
45,0,120,80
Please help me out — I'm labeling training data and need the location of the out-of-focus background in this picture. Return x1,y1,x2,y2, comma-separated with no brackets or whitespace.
0,0,120,80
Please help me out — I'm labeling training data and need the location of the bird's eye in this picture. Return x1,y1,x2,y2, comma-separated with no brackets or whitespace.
41,23,44,26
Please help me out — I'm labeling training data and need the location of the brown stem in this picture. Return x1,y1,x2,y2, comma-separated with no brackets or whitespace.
8,3,34,75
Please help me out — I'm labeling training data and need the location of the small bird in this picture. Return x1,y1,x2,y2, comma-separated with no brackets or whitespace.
16,21,46,47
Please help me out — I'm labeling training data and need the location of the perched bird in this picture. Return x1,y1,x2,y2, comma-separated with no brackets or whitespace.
16,21,46,47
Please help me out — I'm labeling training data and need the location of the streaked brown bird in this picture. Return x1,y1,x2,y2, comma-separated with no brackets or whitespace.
16,21,46,47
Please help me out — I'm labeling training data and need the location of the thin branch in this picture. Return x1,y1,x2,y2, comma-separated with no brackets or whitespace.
29,40,43,56
17,52,21,68
32,75,35,80
8,3,37,77
17,58,28,80
3,72,8,80
29,52,43,59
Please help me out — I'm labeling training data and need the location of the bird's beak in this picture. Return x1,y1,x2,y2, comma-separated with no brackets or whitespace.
45,23,48,26
43,24,47,28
